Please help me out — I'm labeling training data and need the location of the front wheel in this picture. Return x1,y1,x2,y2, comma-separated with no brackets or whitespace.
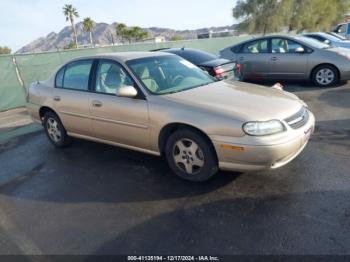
165,129,218,182
43,112,72,148
312,65,339,87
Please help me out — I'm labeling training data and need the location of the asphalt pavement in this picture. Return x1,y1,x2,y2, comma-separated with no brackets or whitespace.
0,81,349,255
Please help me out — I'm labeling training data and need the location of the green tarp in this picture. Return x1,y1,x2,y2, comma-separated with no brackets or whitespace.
0,36,251,112
0,56,26,112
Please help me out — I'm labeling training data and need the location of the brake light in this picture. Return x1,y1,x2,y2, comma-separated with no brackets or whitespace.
214,66,224,77
236,63,241,71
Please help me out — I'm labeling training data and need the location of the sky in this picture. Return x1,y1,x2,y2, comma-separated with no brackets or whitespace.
0,0,237,51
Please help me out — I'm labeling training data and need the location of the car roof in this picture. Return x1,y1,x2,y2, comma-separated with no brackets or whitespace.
230,34,299,46
69,51,173,63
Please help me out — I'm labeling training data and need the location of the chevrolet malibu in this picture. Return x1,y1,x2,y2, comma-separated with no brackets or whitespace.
27,52,315,182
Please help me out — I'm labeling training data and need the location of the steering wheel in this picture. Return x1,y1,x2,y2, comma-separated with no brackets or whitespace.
171,75,185,86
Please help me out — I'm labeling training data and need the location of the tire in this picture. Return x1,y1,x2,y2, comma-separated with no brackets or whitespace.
165,129,218,182
312,65,339,87
43,112,72,148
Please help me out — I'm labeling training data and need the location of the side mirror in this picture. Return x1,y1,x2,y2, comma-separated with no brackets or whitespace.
295,47,305,53
324,39,331,44
116,85,138,98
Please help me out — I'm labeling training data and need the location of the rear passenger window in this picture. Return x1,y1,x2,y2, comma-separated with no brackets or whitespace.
62,60,93,91
242,40,268,54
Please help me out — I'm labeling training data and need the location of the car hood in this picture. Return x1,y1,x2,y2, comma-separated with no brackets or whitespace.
162,80,303,121
334,41,350,48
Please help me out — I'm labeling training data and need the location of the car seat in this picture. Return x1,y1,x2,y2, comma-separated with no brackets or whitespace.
136,66,159,92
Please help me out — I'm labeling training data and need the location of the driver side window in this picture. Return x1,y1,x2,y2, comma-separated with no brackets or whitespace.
271,38,304,54
95,60,134,95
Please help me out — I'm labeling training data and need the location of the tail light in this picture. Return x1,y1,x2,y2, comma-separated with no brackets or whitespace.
214,66,225,77
236,63,241,72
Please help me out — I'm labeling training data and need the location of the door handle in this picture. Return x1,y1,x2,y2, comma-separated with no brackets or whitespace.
92,100,103,107
239,57,244,61
53,96,61,101
271,57,278,61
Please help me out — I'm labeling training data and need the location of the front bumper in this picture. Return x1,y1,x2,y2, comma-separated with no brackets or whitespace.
211,111,315,172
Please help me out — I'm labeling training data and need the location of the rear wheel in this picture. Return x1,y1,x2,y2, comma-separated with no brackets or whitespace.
312,65,339,87
165,129,218,182
43,112,71,148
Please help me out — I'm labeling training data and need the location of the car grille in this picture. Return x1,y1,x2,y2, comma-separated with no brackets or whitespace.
285,107,309,129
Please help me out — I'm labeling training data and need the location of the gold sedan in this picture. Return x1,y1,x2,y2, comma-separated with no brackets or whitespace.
27,52,315,182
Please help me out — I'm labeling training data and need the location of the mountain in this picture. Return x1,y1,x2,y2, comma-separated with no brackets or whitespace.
16,22,237,54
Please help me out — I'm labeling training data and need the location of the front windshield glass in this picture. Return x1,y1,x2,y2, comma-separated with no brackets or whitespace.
127,55,215,95
319,33,341,42
329,32,347,40
296,36,331,49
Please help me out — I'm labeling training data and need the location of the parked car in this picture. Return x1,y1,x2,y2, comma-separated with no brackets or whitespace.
152,47,238,80
220,35,350,86
27,52,315,182
333,23,349,38
303,32,350,48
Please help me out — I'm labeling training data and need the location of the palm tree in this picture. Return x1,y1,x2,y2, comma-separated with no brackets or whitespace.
116,23,127,43
63,4,79,48
82,17,95,47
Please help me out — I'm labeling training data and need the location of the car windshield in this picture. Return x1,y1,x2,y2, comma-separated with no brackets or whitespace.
296,36,331,49
329,32,347,40
127,55,215,95
319,33,341,42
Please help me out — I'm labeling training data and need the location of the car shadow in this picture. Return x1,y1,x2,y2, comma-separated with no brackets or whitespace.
0,132,241,204
318,87,350,108
87,190,350,255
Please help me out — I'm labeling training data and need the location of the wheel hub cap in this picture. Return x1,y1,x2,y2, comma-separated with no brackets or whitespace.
316,69,334,85
173,138,204,175
46,118,62,143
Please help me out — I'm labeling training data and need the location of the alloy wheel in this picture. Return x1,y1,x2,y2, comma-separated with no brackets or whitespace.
316,68,335,86
172,138,204,175
46,117,62,143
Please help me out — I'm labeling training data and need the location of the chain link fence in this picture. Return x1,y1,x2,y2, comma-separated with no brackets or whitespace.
0,36,251,112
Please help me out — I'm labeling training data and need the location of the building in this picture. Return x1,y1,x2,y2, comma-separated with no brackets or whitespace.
142,36,166,43
197,29,238,39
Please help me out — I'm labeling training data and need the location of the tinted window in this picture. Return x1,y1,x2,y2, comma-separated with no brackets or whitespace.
242,39,268,54
337,24,347,33
95,61,135,95
63,60,93,91
271,38,304,53
55,67,65,88
231,44,242,53
170,49,218,64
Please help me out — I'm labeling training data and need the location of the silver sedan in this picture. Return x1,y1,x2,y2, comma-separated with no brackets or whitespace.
220,35,350,86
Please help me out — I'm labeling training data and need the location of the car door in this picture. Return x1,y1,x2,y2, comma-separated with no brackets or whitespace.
268,37,308,79
236,38,270,79
53,59,94,136
89,59,150,149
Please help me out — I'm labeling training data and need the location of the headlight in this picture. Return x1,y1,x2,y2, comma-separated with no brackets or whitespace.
243,120,285,136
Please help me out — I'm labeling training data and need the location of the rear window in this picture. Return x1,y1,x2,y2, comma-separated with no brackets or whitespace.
169,49,218,64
